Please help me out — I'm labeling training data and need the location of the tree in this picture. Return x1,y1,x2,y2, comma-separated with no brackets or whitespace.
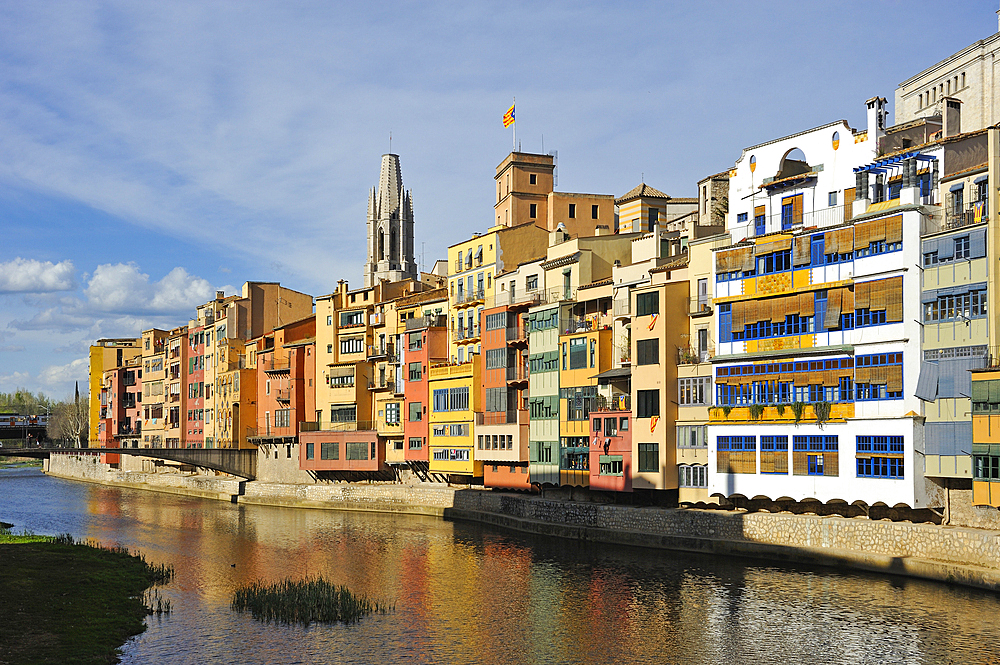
48,384,89,447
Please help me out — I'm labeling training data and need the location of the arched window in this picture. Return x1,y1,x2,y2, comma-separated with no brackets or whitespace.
379,229,385,260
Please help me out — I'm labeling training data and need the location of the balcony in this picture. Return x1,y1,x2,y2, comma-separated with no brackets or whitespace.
945,200,989,231
117,424,141,436
678,346,714,365
493,289,543,309
762,203,847,232
300,420,376,432
543,287,576,304
561,316,599,335
505,325,528,343
276,388,291,403
169,394,180,403
455,289,486,306
592,394,631,412
367,343,397,362
476,410,523,425
406,314,446,331
262,356,290,373
506,363,529,382
689,296,713,316
455,325,481,341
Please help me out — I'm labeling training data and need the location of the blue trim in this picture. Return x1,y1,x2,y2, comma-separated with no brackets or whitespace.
854,152,938,173
950,183,965,193
975,175,988,184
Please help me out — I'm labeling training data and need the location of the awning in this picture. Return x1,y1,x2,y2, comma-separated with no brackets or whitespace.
593,367,632,382
975,175,989,184
950,183,965,193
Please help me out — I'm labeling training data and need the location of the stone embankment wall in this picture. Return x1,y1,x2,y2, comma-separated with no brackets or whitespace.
45,454,1000,591
46,453,242,501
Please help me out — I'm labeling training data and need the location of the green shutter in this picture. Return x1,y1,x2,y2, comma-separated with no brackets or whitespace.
989,380,1000,404
972,380,990,403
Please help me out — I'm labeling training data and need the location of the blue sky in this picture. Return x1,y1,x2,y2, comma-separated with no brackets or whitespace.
0,0,993,398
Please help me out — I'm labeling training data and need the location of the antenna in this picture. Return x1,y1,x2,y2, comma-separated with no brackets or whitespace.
389,131,392,154
421,242,425,273
541,134,544,153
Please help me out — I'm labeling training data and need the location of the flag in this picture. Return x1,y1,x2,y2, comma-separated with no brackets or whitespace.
647,313,658,330
503,104,515,128
650,415,659,433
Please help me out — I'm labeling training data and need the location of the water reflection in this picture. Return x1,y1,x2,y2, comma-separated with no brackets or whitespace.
2,467,999,664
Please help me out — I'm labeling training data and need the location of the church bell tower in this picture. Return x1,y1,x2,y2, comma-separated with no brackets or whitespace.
364,154,417,287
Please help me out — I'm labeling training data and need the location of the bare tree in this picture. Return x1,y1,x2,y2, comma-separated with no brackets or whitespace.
48,383,89,447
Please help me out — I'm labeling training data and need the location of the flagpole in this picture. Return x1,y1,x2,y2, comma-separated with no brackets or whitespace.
512,96,516,151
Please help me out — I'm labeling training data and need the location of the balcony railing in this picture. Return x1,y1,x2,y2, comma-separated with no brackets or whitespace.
690,296,712,316
562,317,598,334
760,204,847,232
592,394,631,412
492,289,543,308
476,410,522,425
454,325,481,341
367,344,397,362
406,314,447,331
505,325,527,343
262,357,290,373
455,289,486,305
678,346,714,365
543,287,576,304
299,420,377,432
945,200,989,231
506,363,529,382
169,394,180,403
276,388,291,402
117,424,141,436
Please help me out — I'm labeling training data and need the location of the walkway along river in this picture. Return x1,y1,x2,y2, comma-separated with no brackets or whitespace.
4,466,1000,664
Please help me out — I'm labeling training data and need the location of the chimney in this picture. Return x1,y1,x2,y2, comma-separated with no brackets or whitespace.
549,222,569,247
866,96,888,142
943,97,962,137
216,290,225,301
594,224,609,236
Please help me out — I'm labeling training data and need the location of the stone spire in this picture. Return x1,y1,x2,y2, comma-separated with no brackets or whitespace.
364,154,416,287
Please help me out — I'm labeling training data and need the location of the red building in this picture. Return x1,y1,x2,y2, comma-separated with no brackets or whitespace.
186,325,206,447
252,315,316,445
589,394,632,492
402,313,448,469
98,357,143,465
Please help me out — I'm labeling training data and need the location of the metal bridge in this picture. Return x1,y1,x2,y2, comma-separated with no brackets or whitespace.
0,446,257,480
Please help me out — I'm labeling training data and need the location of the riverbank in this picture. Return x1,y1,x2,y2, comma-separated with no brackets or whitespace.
45,454,1000,592
0,532,172,665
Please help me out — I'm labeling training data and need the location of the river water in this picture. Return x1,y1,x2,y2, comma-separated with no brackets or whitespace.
2,467,999,664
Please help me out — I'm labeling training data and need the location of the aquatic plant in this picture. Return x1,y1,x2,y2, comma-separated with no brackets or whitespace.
232,577,394,626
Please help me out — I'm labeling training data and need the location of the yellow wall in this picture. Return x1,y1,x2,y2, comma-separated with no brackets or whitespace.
427,361,483,476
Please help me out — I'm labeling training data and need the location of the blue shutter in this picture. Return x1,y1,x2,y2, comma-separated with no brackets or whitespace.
921,289,938,304
971,229,987,259
915,362,939,401
811,235,825,266
938,237,955,259
921,238,939,255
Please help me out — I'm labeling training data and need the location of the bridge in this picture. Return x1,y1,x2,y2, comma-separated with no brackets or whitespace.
0,446,257,480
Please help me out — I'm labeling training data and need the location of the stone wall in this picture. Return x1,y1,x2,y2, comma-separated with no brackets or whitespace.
240,481,456,516
47,452,242,500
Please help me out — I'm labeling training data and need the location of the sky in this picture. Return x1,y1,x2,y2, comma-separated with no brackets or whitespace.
0,0,994,399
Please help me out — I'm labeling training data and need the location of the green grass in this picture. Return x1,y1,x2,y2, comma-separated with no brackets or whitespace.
232,577,393,626
0,528,174,665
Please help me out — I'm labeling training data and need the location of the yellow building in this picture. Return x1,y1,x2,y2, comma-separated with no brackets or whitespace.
616,183,698,235
559,326,613,488
448,222,547,362
140,329,168,448
972,369,1000,507
427,359,482,478
88,338,141,445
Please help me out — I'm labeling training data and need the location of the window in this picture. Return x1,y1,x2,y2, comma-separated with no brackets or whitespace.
636,390,660,418
526,275,538,291
485,312,505,331
408,332,423,350
637,339,659,365
677,425,707,448
340,311,364,327
485,348,507,369
955,236,970,260
638,443,659,472
433,387,470,411
346,442,369,460
737,212,748,224
678,377,710,405
340,337,364,354
275,409,291,428
828,191,838,207
306,442,314,460
679,465,707,488
385,403,400,424
409,402,422,422
409,437,423,450
569,203,576,218
569,337,587,369
330,405,356,423
530,203,537,218
636,292,659,317
599,455,623,475
530,173,537,185
321,442,339,460
592,204,599,219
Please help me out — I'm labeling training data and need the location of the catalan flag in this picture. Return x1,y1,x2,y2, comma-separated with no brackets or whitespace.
502,103,515,128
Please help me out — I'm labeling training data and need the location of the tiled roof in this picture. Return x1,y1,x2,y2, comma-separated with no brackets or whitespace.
615,183,671,204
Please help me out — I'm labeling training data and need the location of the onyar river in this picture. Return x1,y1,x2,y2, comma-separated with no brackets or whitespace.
2,467,999,664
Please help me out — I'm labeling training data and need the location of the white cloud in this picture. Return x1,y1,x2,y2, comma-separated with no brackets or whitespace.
9,307,93,332
0,345,25,352
84,263,214,315
0,258,75,293
38,357,89,388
